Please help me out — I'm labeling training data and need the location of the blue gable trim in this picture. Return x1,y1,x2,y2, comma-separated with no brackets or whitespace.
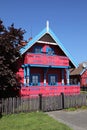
20,28,46,55
48,28,78,68
80,67,87,75
22,64,69,68
20,26,78,68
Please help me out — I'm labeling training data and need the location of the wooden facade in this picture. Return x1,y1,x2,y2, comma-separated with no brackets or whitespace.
70,62,87,90
17,22,80,97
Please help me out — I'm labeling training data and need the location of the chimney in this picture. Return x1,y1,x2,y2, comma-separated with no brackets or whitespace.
27,37,32,42
20,41,27,46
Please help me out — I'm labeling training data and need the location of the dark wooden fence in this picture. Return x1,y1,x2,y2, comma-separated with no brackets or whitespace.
64,94,87,109
0,94,87,115
0,97,40,114
42,95,63,111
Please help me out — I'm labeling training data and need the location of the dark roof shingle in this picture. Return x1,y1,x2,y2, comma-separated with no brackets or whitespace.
70,62,87,75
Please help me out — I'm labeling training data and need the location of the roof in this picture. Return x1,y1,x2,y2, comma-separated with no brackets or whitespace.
20,21,78,68
70,62,87,76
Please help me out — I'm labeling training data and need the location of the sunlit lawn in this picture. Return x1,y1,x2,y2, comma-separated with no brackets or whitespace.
0,112,72,130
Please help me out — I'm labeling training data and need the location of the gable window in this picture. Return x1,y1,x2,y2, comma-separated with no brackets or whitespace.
48,74,57,85
31,74,40,86
34,46,42,53
46,47,54,55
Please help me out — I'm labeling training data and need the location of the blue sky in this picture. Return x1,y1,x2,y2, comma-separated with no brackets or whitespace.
0,0,87,64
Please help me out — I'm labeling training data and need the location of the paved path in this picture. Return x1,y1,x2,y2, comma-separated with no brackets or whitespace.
47,110,87,130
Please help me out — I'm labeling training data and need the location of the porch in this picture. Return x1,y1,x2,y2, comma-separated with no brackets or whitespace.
22,65,70,87
20,54,80,96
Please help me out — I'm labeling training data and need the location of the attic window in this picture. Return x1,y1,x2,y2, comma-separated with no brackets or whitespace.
34,46,42,53
46,47,54,55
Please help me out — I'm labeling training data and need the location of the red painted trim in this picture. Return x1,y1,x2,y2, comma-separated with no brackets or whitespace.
24,53,69,66
20,85,80,97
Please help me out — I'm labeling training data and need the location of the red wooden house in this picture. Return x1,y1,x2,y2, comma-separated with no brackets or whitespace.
17,21,80,97
70,62,87,90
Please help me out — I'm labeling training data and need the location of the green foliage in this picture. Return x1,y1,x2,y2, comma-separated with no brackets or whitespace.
80,91,87,94
0,19,25,96
65,106,87,111
0,112,72,130
80,106,87,110
65,107,77,111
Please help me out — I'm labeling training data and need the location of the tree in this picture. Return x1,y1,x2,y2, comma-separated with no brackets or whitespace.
0,19,25,97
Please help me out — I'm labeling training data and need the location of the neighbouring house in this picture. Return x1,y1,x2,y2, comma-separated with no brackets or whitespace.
17,21,80,97
70,62,87,90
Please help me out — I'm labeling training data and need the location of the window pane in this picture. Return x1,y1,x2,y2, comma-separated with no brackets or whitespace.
35,76,38,83
32,75,38,86
47,48,54,55
35,47,41,53
50,75,56,85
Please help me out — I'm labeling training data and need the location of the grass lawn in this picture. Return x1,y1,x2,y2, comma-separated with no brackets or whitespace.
0,112,72,130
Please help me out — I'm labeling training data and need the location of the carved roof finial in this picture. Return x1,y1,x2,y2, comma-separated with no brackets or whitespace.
46,20,49,32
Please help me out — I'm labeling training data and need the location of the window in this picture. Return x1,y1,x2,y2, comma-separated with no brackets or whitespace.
34,46,42,53
46,47,54,55
48,74,57,85
70,79,73,85
74,78,77,85
31,74,40,86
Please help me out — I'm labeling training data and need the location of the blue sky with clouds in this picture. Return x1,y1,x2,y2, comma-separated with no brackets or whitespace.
0,0,87,64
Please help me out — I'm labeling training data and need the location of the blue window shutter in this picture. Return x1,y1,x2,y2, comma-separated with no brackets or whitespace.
48,74,50,85
38,74,40,86
56,75,58,85
30,74,32,86
46,47,48,54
